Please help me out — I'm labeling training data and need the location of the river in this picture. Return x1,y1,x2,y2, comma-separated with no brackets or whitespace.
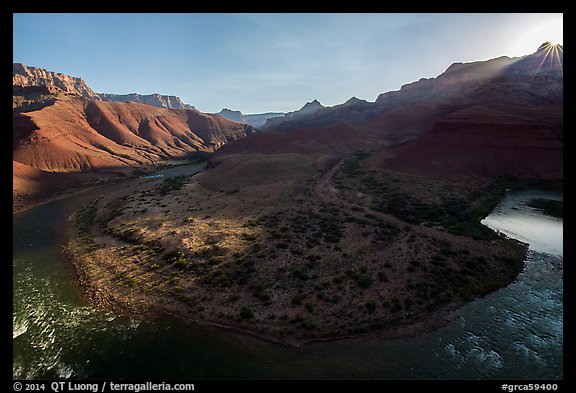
13,173,563,379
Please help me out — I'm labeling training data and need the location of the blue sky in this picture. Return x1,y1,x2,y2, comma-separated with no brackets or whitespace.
13,13,563,114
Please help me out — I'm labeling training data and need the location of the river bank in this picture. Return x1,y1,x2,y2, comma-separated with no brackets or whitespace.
14,164,563,378
63,153,529,346
13,159,200,214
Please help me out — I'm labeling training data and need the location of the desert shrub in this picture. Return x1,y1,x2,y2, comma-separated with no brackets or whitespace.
390,300,402,313
196,244,226,258
254,291,270,301
365,300,377,314
132,244,149,253
317,292,330,302
241,233,258,241
214,272,231,287
250,282,270,301
291,292,306,305
306,254,321,262
244,220,260,227
357,276,372,288
240,307,254,319
157,176,187,196
440,246,457,256
209,255,225,264
293,268,309,281
164,249,188,268
342,158,363,175
301,321,316,330
353,150,372,160
290,315,305,324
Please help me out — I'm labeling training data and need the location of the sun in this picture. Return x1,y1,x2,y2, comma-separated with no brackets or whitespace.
511,15,563,57
539,41,563,50
532,41,563,74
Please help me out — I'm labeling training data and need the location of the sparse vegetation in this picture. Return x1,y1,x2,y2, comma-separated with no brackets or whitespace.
65,150,530,343
156,176,188,196
356,276,372,288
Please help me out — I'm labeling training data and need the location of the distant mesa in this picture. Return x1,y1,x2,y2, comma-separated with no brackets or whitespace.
98,92,196,110
215,108,246,124
243,112,285,129
215,108,284,129
13,63,100,99
13,63,196,110
12,63,256,206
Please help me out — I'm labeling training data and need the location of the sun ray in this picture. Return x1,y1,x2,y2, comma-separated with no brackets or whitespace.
529,42,563,78
553,45,563,72
533,44,553,77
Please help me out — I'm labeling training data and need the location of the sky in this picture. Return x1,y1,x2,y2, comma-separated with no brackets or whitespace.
13,13,563,114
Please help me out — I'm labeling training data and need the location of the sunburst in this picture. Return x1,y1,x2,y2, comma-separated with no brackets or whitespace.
535,41,563,74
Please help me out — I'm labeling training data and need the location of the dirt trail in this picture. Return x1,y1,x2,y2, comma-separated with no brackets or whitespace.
314,158,408,228
312,158,495,248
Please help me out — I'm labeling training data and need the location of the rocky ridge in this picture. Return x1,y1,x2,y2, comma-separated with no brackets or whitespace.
98,93,195,110
13,63,196,110
13,63,100,99
215,108,285,129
